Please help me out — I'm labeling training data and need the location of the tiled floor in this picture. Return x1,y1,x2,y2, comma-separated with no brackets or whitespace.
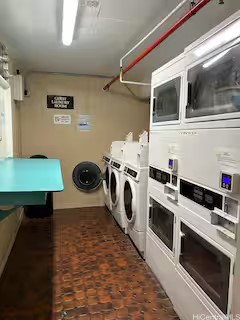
0,207,178,320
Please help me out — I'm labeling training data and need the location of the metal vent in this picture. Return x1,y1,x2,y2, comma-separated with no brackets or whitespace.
86,0,100,8
79,0,100,8
79,0,101,33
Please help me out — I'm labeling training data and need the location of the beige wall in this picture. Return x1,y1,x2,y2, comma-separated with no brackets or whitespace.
21,73,149,209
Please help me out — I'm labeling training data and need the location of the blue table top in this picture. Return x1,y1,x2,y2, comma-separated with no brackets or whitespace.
0,158,64,192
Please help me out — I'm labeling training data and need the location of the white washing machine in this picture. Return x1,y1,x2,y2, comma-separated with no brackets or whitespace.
110,132,149,233
109,142,147,232
121,141,149,167
110,132,133,159
103,133,133,211
110,156,127,232
123,162,148,257
102,153,112,211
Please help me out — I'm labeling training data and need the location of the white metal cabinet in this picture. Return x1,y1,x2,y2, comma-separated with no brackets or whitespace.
150,54,185,130
183,11,240,128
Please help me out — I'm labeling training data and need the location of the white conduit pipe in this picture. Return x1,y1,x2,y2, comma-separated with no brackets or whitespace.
0,75,9,89
120,0,190,86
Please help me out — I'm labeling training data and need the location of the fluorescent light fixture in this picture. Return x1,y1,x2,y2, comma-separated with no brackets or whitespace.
194,19,240,57
202,37,240,69
62,0,79,46
203,48,231,68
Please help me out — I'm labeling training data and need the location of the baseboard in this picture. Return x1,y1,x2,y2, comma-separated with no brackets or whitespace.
0,207,24,278
54,202,105,210
55,206,106,215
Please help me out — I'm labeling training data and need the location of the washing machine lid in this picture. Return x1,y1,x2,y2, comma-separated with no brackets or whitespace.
110,141,125,159
124,177,137,224
122,142,149,167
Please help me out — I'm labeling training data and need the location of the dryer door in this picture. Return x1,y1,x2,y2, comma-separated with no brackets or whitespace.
124,178,137,224
110,170,120,207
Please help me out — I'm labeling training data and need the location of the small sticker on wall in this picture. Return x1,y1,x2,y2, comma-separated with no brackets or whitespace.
78,115,90,131
54,115,71,125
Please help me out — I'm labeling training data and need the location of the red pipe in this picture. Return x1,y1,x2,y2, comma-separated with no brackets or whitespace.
103,0,212,91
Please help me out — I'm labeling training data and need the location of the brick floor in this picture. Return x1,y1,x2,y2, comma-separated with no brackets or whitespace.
0,207,178,320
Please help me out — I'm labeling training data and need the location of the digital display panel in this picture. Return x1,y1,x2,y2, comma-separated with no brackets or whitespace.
221,173,232,191
169,159,173,168
222,176,231,185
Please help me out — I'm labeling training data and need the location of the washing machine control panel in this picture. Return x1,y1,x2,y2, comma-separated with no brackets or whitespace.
125,167,138,178
220,172,240,193
112,161,121,169
103,156,110,163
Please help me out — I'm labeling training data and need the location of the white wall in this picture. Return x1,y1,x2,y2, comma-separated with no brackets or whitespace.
0,73,22,278
0,76,13,158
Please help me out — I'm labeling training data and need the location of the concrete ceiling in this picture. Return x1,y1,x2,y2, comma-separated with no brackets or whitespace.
0,0,240,81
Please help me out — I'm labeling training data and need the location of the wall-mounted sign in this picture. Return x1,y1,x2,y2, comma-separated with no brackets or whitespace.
54,115,71,125
77,115,90,131
47,95,74,109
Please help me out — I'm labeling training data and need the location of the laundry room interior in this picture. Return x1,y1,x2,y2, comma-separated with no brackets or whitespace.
1,0,240,319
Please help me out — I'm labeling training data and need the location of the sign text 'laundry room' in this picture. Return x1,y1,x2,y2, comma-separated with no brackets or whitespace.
47,95,74,109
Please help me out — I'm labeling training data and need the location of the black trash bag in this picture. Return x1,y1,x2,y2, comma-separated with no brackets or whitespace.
24,155,53,219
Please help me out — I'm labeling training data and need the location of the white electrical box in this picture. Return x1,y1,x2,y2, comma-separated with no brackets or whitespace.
220,171,240,194
12,74,24,101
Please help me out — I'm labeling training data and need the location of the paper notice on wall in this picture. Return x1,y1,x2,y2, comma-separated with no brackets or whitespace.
54,115,71,125
77,115,90,131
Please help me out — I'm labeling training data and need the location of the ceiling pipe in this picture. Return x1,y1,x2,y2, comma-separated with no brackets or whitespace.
120,0,190,87
103,0,212,91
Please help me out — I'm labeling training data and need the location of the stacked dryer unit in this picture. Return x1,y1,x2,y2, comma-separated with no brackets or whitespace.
146,10,240,320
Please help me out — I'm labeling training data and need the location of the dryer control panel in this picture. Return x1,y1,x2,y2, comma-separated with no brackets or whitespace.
168,159,178,172
220,172,240,193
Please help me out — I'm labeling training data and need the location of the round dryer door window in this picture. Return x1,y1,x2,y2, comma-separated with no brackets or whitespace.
110,172,117,205
124,180,133,221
